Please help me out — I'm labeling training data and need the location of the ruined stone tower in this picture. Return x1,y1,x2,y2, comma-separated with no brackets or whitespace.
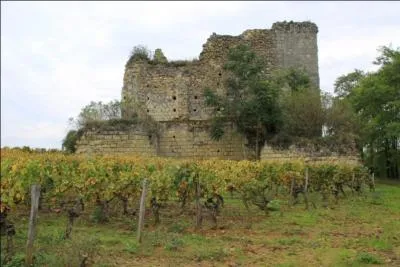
76,21,319,159
122,21,319,122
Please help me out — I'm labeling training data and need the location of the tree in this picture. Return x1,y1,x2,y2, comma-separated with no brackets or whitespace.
323,96,361,154
62,130,79,153
204,44,282,159
267,68,323,148
70,100,121,129
279,87,324,140
273,67,312,92
334,69,365,99
63,100,122,153
350,46,400,179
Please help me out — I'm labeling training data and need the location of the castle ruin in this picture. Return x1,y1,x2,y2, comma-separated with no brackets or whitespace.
76,21,321,160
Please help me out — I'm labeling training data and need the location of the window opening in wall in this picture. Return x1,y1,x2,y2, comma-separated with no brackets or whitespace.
217,107,221,111
173,135,176,139
218,72,222,76
148,135,152,140
146,84,150,87
147,96,149,100
194,95,198,99
147,109,149,113
217,149,220,153
173,108,176,112
193,109,197,112
172,96,176,100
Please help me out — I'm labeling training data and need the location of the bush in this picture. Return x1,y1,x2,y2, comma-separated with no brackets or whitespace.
356,252,382,264
62,130,79,153
164,237,184,251
2,253,24,267
126,45,152,66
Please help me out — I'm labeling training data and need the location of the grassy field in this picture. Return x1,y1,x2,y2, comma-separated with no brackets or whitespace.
1,180,399,267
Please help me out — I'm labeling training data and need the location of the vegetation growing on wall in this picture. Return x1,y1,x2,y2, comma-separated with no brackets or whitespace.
272,68,324,146
125,44,200,68
153,48,168,64
203,44,332,158
125,45,153,67
63,99,161,154
203,44,399,177
204,44,282,159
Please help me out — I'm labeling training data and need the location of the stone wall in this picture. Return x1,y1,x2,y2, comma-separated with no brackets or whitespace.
260,145,360,164
76,127,359,163
122,62,215,122
76,128,156,156
76,121,251,160
158,121,249,159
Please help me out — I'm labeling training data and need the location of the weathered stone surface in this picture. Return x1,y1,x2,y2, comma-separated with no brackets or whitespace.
76,21,338,160
121,21,319,122
260,145,360,163
76,121,252,159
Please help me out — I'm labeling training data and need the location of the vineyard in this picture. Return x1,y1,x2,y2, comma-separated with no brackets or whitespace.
1,149,373,217
2,149,398,266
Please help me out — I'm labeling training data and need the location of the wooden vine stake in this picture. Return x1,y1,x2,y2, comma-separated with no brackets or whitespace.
304,167,310,210
26,184,41,267
195,177,202,230
137,179,147,243
4,223,16,264
289,176,295,206
371,173,376,192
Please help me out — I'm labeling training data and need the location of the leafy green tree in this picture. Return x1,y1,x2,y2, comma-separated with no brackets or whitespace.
204,44,282,159
63,100,122,153
62,130,79,153
273,67,312,92
350,46,400,179
334,69,365,99
70,100,121,129
266,68,323,148
323,96,361,154
280,87,324,140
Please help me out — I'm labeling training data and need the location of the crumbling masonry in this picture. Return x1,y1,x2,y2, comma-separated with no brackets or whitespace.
76,21,321,159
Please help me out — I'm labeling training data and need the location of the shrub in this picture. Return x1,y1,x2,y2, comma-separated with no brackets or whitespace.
62,130,79,153
356,252,382,264
164,237,184,251
126,45,152,66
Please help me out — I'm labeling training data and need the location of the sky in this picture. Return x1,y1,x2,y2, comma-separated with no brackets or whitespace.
1,1,400,149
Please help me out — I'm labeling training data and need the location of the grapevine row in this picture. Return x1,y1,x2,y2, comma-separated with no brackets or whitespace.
0,149,373,214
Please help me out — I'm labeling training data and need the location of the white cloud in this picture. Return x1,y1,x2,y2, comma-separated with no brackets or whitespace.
10,122,67,141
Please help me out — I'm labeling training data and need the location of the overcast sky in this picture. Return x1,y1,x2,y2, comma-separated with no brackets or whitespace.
1,1,400,149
